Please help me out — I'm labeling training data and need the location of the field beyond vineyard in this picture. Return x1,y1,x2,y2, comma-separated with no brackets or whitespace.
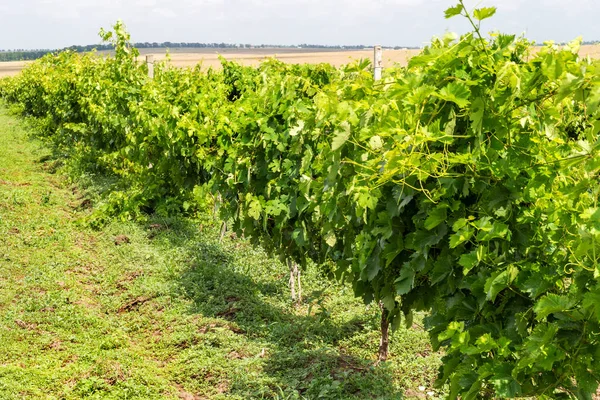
1,44,599,77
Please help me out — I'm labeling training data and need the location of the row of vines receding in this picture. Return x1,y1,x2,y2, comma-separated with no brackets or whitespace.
2,3,600,398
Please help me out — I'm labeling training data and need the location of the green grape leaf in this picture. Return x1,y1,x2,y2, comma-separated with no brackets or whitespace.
484,265,519,302
369,135,383,150
534,294,576,320
436,82,471,108
331,121,351,150
458,251,478,275
324,231,337,247
470,97,485,134
424,203,448,230
444,4,464,19
395,268,415,295
289,120,304,136
583,288,600,322
449,226,474,248
473,7,496,21
491,366,521,398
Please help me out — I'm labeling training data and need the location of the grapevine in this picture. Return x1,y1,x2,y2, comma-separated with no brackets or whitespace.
2,6,600,397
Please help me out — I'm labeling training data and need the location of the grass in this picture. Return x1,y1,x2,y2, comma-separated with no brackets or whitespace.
0,104,442,399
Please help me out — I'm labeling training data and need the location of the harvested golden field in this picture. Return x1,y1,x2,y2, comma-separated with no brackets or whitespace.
0,61,27,77
580,44,600,59
1,45,598,77
152,48,420,69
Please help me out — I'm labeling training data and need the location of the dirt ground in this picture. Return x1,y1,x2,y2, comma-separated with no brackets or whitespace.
1,45,598,77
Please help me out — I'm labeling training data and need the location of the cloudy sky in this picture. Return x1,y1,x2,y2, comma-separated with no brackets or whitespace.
0,0,598,50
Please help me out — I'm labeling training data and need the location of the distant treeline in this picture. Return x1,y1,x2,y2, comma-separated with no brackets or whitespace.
0,42,419,62
0,50,53,62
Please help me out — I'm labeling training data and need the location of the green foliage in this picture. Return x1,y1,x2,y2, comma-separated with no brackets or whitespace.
473,7,496,21
2,4,600,397
0,106,441,399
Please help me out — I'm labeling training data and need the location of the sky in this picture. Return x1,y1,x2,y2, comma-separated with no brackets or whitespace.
0,0,598,50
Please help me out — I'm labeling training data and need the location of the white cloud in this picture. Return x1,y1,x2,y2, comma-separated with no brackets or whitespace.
35,0,82,19
0,0,598,49
136,0,158,7
152,7,177,18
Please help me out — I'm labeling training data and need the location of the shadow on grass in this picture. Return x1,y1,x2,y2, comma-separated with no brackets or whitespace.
1,107,414,398
151,217,404,399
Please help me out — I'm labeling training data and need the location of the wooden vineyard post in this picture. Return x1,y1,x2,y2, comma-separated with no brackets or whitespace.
378,303,389,363
146,55,154,78
373,45,382,81
287,259,296,302
373,45,389,364
287,259,302,305
373,45,392,364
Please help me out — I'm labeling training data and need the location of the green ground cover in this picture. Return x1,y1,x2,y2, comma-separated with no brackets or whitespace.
0,105,441,399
